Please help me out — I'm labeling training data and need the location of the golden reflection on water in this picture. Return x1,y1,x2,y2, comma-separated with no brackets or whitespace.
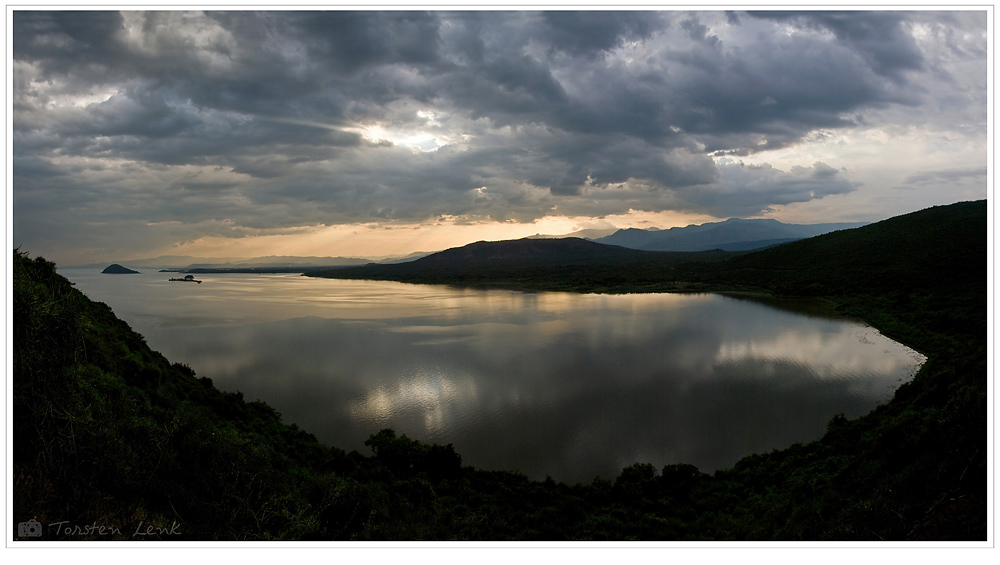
292,277,708,321
348,369,481,435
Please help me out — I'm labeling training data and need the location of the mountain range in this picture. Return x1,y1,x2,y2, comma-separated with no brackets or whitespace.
525,228,619,240
593,218,869,251
67,219,866,270
309,201,982,301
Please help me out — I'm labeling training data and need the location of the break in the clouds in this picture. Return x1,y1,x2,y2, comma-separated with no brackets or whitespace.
11,10,987,263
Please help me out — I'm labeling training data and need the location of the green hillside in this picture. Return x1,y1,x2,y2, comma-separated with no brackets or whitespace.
12,200,987,540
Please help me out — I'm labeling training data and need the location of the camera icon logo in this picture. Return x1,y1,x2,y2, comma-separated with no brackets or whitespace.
18,519,43,538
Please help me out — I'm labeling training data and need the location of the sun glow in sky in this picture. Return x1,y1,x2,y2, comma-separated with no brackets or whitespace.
9,9,988,265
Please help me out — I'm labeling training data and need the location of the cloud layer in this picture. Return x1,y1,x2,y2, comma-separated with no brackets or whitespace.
11,10,987,261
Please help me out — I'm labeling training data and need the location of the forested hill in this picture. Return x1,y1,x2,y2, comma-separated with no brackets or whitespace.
395,237,643,267
700,199,986,299
307,237,741,291
327,236,735,270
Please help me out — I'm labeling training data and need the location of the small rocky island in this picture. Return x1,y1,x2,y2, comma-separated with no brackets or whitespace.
168,274,202,284
101,264,140,274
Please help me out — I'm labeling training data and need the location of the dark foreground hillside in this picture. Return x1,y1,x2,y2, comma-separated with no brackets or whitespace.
12,201,987,540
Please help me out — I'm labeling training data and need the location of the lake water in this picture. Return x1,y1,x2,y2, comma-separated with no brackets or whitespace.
59,268,925,483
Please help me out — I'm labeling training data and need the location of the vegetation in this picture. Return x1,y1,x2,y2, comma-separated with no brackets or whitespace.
13,200,986,540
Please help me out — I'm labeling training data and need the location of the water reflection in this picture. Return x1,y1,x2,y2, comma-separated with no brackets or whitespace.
59,269,924,483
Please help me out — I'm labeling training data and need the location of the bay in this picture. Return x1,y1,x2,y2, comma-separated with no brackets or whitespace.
59,268,925,483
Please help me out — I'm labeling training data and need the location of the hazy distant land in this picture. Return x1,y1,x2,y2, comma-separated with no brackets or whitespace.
75,218,867,274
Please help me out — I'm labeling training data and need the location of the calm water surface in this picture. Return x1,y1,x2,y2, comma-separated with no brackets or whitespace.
60,268,925,483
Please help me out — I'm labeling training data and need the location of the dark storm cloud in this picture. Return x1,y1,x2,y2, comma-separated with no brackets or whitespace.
541,11,661,57
11,10,986,258
286,11,444,72
434,10,921,156
13,11,128,71
748,11,925,80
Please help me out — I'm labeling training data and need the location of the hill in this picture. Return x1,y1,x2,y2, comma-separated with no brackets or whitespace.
595,218,868,251
699,201,984,299
393,237,651,268
308,238,742,292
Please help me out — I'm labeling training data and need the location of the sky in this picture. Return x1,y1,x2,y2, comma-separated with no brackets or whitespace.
8,8,989,266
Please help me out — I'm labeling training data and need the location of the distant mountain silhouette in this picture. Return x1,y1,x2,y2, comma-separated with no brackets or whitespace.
595,218,868,251
524,228,619,240
101,264,139,274
409,237,643,268
72,253,430,270
308,237,736,287
376,237,715,275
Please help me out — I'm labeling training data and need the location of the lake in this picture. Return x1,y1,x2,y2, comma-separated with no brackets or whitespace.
58,268,925,483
